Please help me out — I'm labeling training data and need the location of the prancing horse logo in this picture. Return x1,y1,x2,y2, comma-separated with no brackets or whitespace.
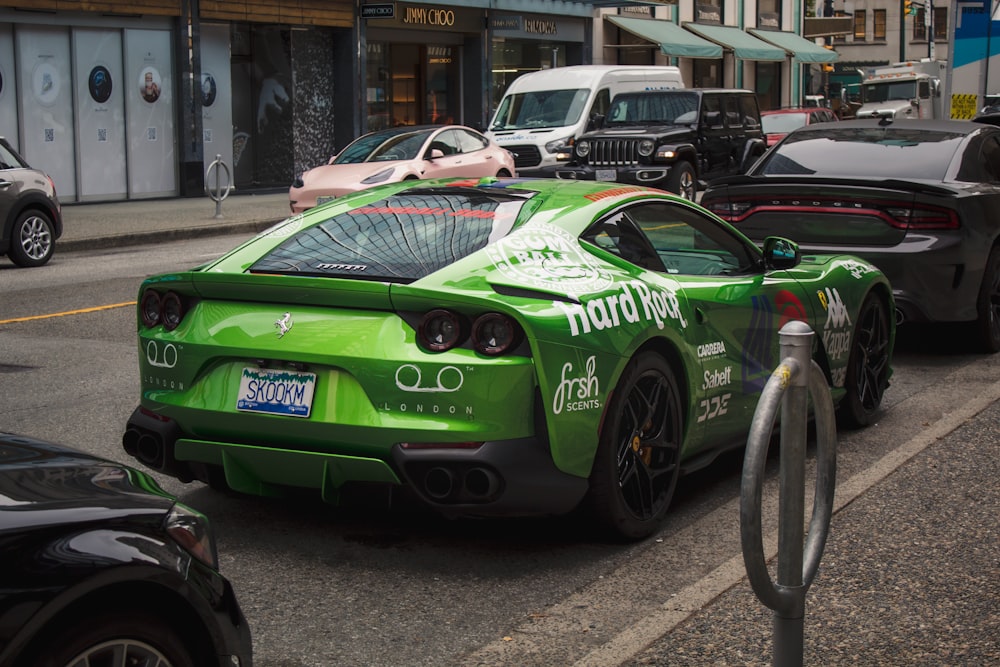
275,312,293,338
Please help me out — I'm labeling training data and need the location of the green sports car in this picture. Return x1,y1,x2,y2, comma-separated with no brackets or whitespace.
123,177,893,539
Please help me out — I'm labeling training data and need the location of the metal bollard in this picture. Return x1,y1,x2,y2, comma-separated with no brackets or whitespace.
205,153,232,219
740,320,837,667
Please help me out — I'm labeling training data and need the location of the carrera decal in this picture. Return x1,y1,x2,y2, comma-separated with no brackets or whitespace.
487,225,614,294
818,287,852,361
697,341,726,359
556,280,688,336
551,355,602,415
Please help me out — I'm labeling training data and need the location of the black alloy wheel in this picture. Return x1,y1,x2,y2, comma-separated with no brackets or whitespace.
974,248,1000,353
838,292,891,429
588,352,683,540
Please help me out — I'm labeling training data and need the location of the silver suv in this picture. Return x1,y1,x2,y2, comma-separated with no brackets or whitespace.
1,137,62,267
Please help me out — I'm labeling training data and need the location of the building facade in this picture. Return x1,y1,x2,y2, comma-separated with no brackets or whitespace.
2,0,916,204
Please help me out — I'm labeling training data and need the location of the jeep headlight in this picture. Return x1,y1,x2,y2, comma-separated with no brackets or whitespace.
638,140,655,157
575,140,590,157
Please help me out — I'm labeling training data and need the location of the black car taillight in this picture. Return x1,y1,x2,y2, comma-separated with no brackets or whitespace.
471,312,523,356
418,309,466,352
139,289,189,330
161,292,184,331
140,290,162,327
415,309,523,356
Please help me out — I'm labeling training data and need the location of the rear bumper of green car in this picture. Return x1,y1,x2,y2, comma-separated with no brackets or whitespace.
123,405,589,517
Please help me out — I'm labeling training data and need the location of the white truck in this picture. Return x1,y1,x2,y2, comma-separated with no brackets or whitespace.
944,1,1000,120
854,60,946,120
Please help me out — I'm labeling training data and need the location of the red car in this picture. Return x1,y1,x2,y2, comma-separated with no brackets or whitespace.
289,125,517,213
760,107,839,146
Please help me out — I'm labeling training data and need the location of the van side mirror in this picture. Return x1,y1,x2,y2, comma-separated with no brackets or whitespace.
588,113,605,131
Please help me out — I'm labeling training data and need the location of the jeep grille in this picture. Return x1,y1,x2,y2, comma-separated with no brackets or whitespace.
586,139,641,167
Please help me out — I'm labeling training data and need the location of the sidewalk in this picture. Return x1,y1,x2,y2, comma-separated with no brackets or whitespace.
58,191,291,252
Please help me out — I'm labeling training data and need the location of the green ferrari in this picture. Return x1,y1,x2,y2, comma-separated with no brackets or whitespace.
123,177,893,539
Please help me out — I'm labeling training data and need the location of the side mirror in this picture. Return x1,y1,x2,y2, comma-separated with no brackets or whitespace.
762,236,801,270
587,113,605,131
427,148,445,160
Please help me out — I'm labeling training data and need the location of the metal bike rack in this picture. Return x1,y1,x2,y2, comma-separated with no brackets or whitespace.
205,153,232,219
740,320,837,667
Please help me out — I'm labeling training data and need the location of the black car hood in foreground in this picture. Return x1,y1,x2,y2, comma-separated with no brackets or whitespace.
0,432,172,529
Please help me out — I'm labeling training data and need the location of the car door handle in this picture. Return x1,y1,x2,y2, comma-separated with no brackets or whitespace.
0,180,12,189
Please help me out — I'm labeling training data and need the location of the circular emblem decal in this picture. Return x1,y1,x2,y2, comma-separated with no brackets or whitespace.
89,65,113,103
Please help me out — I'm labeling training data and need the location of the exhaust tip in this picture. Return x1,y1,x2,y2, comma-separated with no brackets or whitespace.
424,467,455,500
464,467,501,499
136,433,163,467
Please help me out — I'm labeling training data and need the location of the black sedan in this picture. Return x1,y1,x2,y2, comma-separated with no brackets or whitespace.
701,117,1000,353
0,432,252,667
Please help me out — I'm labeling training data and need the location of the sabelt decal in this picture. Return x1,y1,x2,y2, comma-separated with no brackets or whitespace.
818,287,852,361
702,366,732,390
557,280,688,336
552,355,601,414
487,225,614,294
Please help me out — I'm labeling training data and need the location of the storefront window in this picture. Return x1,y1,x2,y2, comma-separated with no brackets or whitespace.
692,59,722,88
366,41,460,132
491,39,569,112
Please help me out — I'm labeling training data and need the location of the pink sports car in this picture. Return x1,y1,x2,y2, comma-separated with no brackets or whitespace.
289,124,517,213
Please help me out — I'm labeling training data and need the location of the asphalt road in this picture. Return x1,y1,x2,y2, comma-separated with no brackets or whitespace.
1,235,997,666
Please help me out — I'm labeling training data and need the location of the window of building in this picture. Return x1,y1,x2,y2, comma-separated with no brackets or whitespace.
854,11,866,41
833,11,849,43
912,8,946,40
874,10,887,41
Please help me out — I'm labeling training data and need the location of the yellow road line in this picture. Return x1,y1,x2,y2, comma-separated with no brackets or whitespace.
0,301,134,325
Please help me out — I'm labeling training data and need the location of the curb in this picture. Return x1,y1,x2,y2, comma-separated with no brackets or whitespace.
58,219,282,253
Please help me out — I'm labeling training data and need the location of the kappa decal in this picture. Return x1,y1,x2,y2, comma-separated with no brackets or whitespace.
818,287,852,361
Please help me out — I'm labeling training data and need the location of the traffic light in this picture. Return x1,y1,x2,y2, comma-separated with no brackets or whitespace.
822,63,834,73
904,0,915,15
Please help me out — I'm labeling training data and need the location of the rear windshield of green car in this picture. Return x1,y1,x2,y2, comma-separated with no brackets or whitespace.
250,190,527,282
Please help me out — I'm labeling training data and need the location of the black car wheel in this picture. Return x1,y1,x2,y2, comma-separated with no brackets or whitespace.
587,352,683,540
667,162,696,201
838,292,891,429
32,610,196,667
974,247,1000,353
9,209,55,267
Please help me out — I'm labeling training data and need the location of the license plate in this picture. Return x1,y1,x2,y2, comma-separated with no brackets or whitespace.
595,169,617,181
236,367,316,418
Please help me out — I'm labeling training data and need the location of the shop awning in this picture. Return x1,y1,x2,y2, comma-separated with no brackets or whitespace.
749,28,839,64
605,15,724,59
682,22,787,61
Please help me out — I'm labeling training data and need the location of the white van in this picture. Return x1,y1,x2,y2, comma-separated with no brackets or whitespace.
486,65,685,176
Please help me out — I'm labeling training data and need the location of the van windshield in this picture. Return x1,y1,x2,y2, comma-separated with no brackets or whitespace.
490,88,590,130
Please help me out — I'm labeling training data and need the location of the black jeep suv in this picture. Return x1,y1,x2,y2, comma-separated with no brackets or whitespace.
553,89,767,200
